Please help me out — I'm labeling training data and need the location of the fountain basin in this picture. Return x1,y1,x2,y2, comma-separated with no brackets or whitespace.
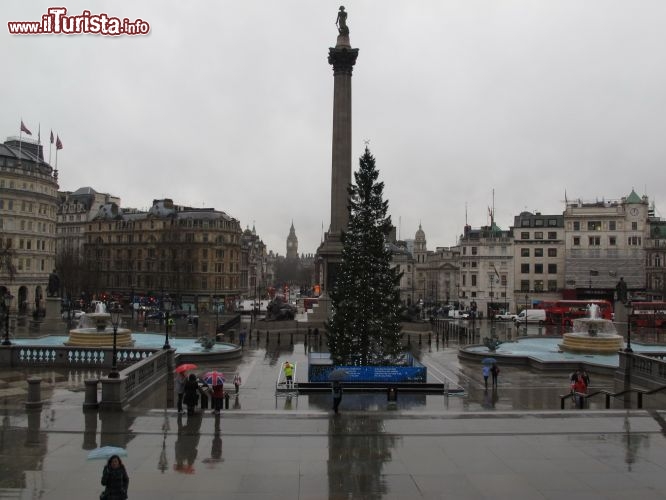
559,332,623,354
64,327,135,347
558,316,624,354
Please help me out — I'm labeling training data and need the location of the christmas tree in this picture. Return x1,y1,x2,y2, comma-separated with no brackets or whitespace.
327,148,404,365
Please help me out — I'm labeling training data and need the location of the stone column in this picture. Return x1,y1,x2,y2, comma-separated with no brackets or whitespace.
328,33,358,236
315,30,359,311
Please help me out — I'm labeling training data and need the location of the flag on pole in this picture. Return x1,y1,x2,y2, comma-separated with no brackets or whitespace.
56,136,63,150
20,120,32,135
50,130,54,144
492,264,500,281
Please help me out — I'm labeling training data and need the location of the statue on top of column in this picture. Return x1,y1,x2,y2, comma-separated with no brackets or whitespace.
336,6,349,35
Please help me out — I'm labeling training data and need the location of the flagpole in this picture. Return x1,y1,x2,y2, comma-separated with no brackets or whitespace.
37,124,41,162
48,137,52,165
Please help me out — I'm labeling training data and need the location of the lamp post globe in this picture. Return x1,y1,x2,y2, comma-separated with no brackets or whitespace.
2,294,13,346
108,306,123,378
163,296,172,350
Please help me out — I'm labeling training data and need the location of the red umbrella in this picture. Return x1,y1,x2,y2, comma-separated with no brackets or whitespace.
202,371,225,386
174,363,198,374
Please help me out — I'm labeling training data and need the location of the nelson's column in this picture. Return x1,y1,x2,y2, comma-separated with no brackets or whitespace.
315,6,359,317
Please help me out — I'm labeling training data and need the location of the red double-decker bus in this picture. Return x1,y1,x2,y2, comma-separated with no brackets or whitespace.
545,300,613,326
630,302,666,328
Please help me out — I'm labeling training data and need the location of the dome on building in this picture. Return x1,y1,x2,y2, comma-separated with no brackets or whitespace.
415,223,426,241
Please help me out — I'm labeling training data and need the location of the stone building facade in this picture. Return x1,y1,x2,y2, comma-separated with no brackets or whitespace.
0,137,58,316
563,190,649,301
83,198,243,312
510,211,565,308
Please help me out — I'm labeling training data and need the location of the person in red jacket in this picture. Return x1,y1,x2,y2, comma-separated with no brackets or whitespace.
571,374,588,409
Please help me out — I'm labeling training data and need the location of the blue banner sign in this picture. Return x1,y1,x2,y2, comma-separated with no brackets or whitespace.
309,363,426,383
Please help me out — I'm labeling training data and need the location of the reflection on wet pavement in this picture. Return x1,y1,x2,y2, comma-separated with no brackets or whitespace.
2,327,666,498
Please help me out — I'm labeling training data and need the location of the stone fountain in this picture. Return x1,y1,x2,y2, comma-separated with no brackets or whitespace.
65,302,134,347
559,303,624,354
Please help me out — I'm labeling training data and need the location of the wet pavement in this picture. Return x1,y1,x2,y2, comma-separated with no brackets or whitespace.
2,320,666,498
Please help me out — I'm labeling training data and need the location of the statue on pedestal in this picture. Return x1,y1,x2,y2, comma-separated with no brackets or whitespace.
47,270,60,297
336,6,349,35
616,277,628,304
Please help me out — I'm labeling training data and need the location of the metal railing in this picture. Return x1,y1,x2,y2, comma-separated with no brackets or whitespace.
560,385,666,410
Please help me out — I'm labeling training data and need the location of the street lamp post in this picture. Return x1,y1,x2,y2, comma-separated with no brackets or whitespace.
625,302,633,353
524,293,529,336
163,296,172,350
2,294,13,345
108,306,122,378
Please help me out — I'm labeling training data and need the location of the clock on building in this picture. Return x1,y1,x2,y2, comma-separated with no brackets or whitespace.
629,207,639,216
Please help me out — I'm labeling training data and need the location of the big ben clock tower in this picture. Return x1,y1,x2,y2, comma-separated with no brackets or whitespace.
286,221,298,260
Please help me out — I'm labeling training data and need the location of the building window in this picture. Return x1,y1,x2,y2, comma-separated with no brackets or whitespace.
628,236,642,246
548,219,558,227
632,222,638,230
471,247,477,255
589,236,601,246
573,236,580,246
462,247,467,255
609,221,616,230
534,280,543,292
548,263,557,274
534,264,543,274
548,248,557,257
609,236,616,246
521,232,529,240
535,232,543,240
573,221,580,231
462,275,466,286
534,248,543,257
535,219,544,227
588,221,602,231
521,280,529,292
471,291,477,298
471,261,477,268
547,232,557,240
521,219,530,227
548,279,558,292
521,263,529,273
521,248,530,257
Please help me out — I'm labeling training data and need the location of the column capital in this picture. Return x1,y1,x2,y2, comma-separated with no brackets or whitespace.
328,46,359,76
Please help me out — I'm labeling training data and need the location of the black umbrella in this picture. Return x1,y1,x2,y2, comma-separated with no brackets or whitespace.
328,369,349,381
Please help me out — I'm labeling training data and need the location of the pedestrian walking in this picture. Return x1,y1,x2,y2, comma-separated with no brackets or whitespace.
183,373,200,415
100,454,129,500
211,383,224,413
571,372,588,409
233,372,242,394
283,361,294,388
491,363,500,388
482,364,491,389
175,372,186,413
332,381,343,414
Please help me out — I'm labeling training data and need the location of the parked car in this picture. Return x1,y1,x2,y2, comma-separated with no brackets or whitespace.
514,309,546,324
496,312,517,321
61,310,84,320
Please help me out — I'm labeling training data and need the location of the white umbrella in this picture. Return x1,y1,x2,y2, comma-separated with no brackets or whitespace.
87,446,127,460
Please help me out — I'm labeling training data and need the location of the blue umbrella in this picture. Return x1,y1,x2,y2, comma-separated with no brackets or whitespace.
87,446,127,460
482,357,497,365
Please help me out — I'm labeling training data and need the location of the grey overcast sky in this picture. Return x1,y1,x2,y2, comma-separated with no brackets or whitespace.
3,1,666,256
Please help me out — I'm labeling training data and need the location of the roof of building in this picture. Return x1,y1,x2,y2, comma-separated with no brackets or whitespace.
625,189,642,204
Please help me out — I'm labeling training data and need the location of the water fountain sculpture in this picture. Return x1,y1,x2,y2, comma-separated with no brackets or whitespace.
65,302,134,347
559,303,624,354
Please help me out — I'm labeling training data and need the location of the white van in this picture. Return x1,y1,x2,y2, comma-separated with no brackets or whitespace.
514,309,546,324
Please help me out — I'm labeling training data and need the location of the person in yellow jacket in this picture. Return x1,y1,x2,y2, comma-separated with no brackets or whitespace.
283,361,294,388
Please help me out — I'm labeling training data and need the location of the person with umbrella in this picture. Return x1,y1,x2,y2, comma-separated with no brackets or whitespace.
174,364,198,413
202,371,225,414
100,454,129,500
332,381,343,414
